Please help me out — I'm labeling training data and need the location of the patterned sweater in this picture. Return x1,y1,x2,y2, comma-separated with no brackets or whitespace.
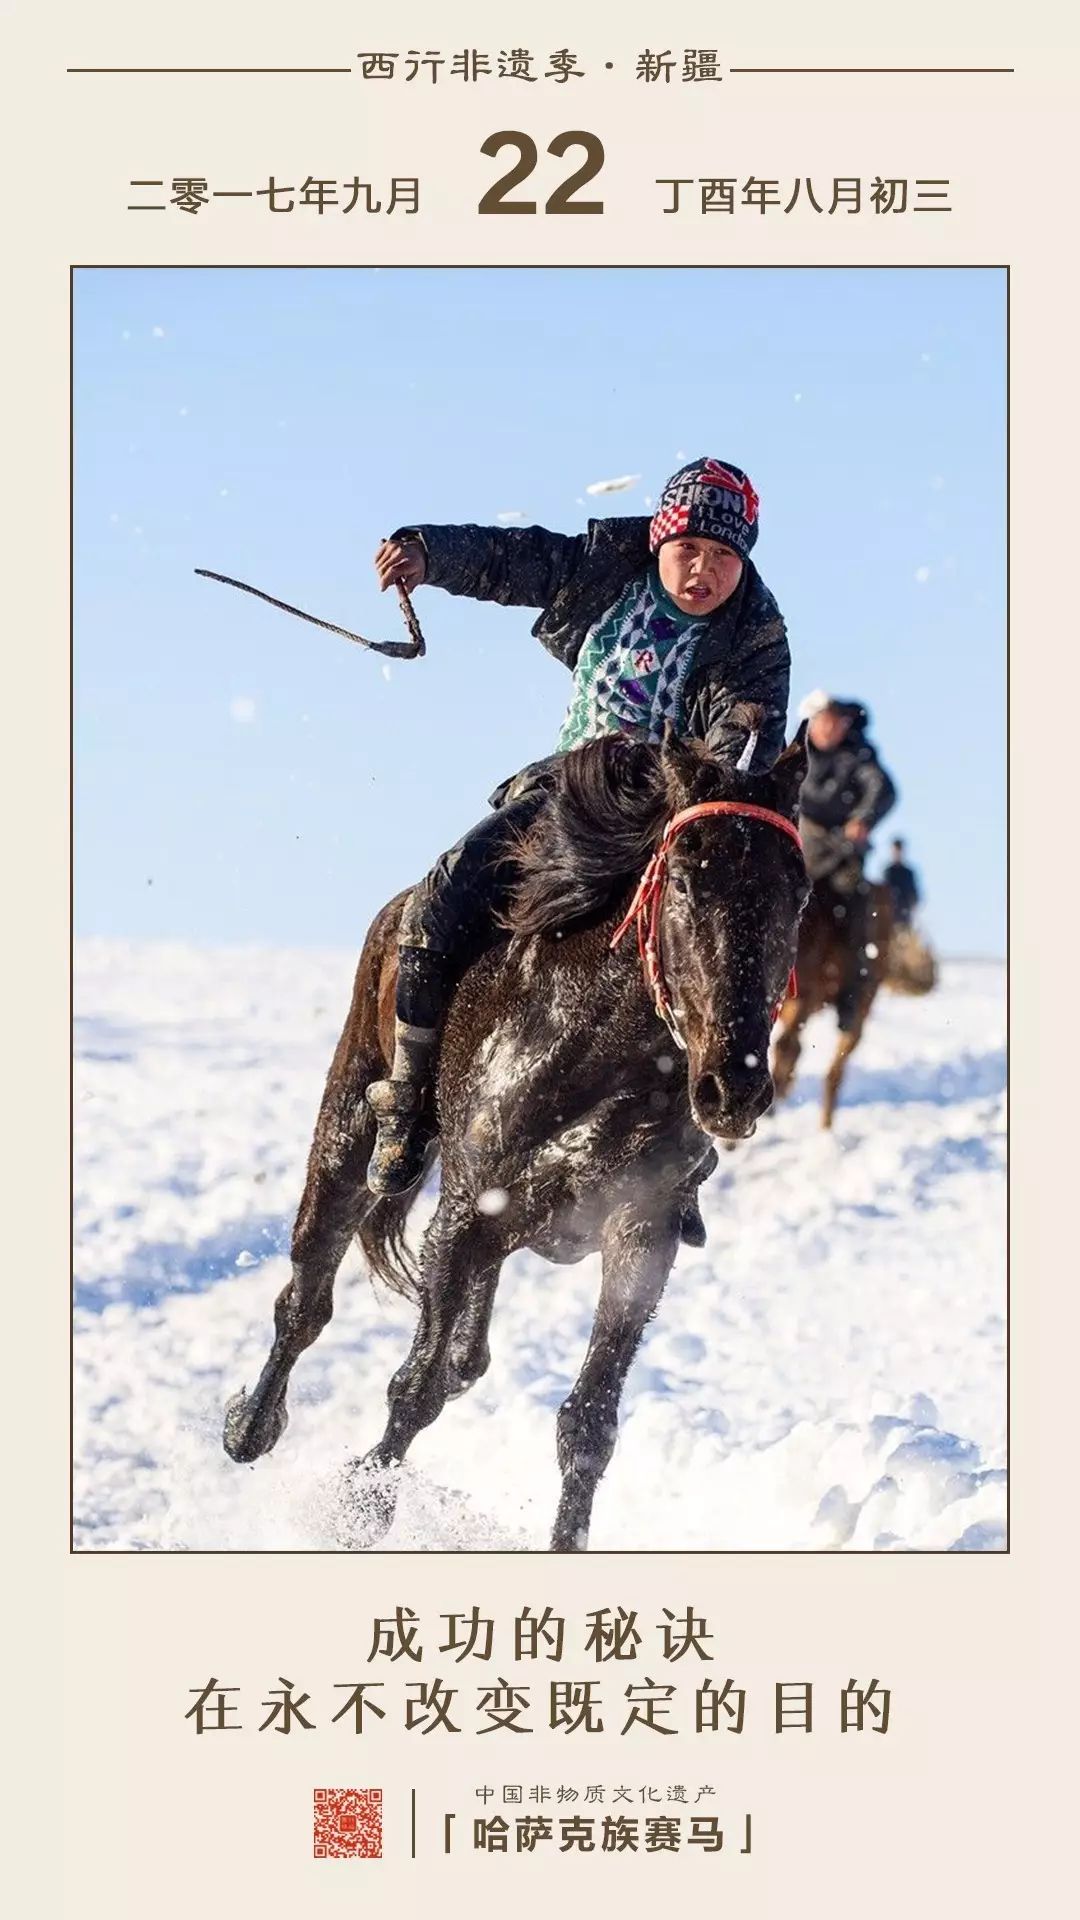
556,566,708,751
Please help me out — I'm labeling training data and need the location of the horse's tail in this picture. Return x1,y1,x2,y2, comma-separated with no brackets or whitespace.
884,925,938,996
356,1179,431,1304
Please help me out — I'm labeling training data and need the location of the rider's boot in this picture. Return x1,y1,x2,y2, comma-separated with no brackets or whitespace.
366,948,451,1197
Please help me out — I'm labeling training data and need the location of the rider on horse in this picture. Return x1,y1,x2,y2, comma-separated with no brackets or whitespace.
797,692,898,1025
365,456,792,1196
884,837,920,927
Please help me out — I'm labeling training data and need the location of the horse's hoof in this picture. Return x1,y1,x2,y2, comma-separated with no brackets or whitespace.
335,1459,401,1548
444,1345,490,1399
679,1201,707,1248
222,1388,288,1463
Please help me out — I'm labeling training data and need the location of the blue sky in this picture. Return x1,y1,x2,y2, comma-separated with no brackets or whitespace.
74,266,1005,956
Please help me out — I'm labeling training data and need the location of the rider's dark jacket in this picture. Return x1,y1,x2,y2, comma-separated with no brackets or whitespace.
395,516,791,773
884,859,920,920
799,704,897,834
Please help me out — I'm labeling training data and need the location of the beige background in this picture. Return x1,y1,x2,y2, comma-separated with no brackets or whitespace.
3,0,1075,1910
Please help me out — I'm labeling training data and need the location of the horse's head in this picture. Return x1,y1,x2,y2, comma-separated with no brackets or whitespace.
656,727,809,1138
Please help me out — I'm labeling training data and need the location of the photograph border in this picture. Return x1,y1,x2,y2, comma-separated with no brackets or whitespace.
68,260,1010,1556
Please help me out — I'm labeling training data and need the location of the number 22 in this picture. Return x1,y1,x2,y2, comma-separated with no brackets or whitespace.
478,130,605,214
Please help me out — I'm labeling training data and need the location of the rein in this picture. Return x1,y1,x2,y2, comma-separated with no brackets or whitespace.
610,800,803,1051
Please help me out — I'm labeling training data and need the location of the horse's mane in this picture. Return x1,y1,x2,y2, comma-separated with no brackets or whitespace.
504,703,782,940
502,737,665,937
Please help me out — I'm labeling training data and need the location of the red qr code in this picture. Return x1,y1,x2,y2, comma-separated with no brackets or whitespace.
313,1787,383,1859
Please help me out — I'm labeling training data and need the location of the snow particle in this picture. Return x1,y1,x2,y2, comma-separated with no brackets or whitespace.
914,566,930,584
793,391,802,402
477,1186,509,1217
381,664,392,682
229,696,256,724
656,1053,675,1075
495,509,524,524
152,325,166,339
235,1249,258,1268
219,487,229,498
865,942,879,959
178,405,189,417
585,473,641,495
744,1052,759,1069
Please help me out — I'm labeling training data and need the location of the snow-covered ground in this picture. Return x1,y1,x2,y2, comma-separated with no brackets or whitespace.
74,940,1006,1553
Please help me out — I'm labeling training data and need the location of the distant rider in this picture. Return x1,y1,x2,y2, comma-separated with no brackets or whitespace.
797,692,898,1025
365,457,792,1197
884,837,920,927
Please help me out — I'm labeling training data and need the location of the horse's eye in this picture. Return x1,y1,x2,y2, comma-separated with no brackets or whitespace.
669,870,691,897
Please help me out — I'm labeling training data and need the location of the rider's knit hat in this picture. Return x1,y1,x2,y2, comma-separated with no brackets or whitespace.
648,456,760,561
799,689,871,731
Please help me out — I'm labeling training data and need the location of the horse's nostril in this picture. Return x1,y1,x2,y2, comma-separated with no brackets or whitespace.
694,1073,723,1112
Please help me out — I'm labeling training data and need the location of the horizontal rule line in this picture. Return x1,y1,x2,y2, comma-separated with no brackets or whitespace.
67,67,353,74
729,66,1015,74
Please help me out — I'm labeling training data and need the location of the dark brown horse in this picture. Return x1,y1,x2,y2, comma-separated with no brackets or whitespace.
222,729,809,1550
770,876,894,1128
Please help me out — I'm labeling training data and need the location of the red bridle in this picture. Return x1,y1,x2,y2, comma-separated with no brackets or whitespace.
610,800,804,1050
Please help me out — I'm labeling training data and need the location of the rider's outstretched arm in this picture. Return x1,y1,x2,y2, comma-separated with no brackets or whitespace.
850,754,898,828
390,521,587,611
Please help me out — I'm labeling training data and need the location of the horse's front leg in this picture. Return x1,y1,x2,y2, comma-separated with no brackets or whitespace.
339,1206,504,1544
551,1199,680,1552
445,1266,501,1398
821,1002,870,1128
770,995,806,1103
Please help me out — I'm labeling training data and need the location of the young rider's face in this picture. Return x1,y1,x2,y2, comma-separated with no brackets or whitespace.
657,536,744,616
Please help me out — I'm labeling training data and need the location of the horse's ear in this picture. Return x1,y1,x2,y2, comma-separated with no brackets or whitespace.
768,722,809,819
661,724,703,799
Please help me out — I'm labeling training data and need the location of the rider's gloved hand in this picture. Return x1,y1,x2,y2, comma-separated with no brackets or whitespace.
843,820,870,846
374,535,427,593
